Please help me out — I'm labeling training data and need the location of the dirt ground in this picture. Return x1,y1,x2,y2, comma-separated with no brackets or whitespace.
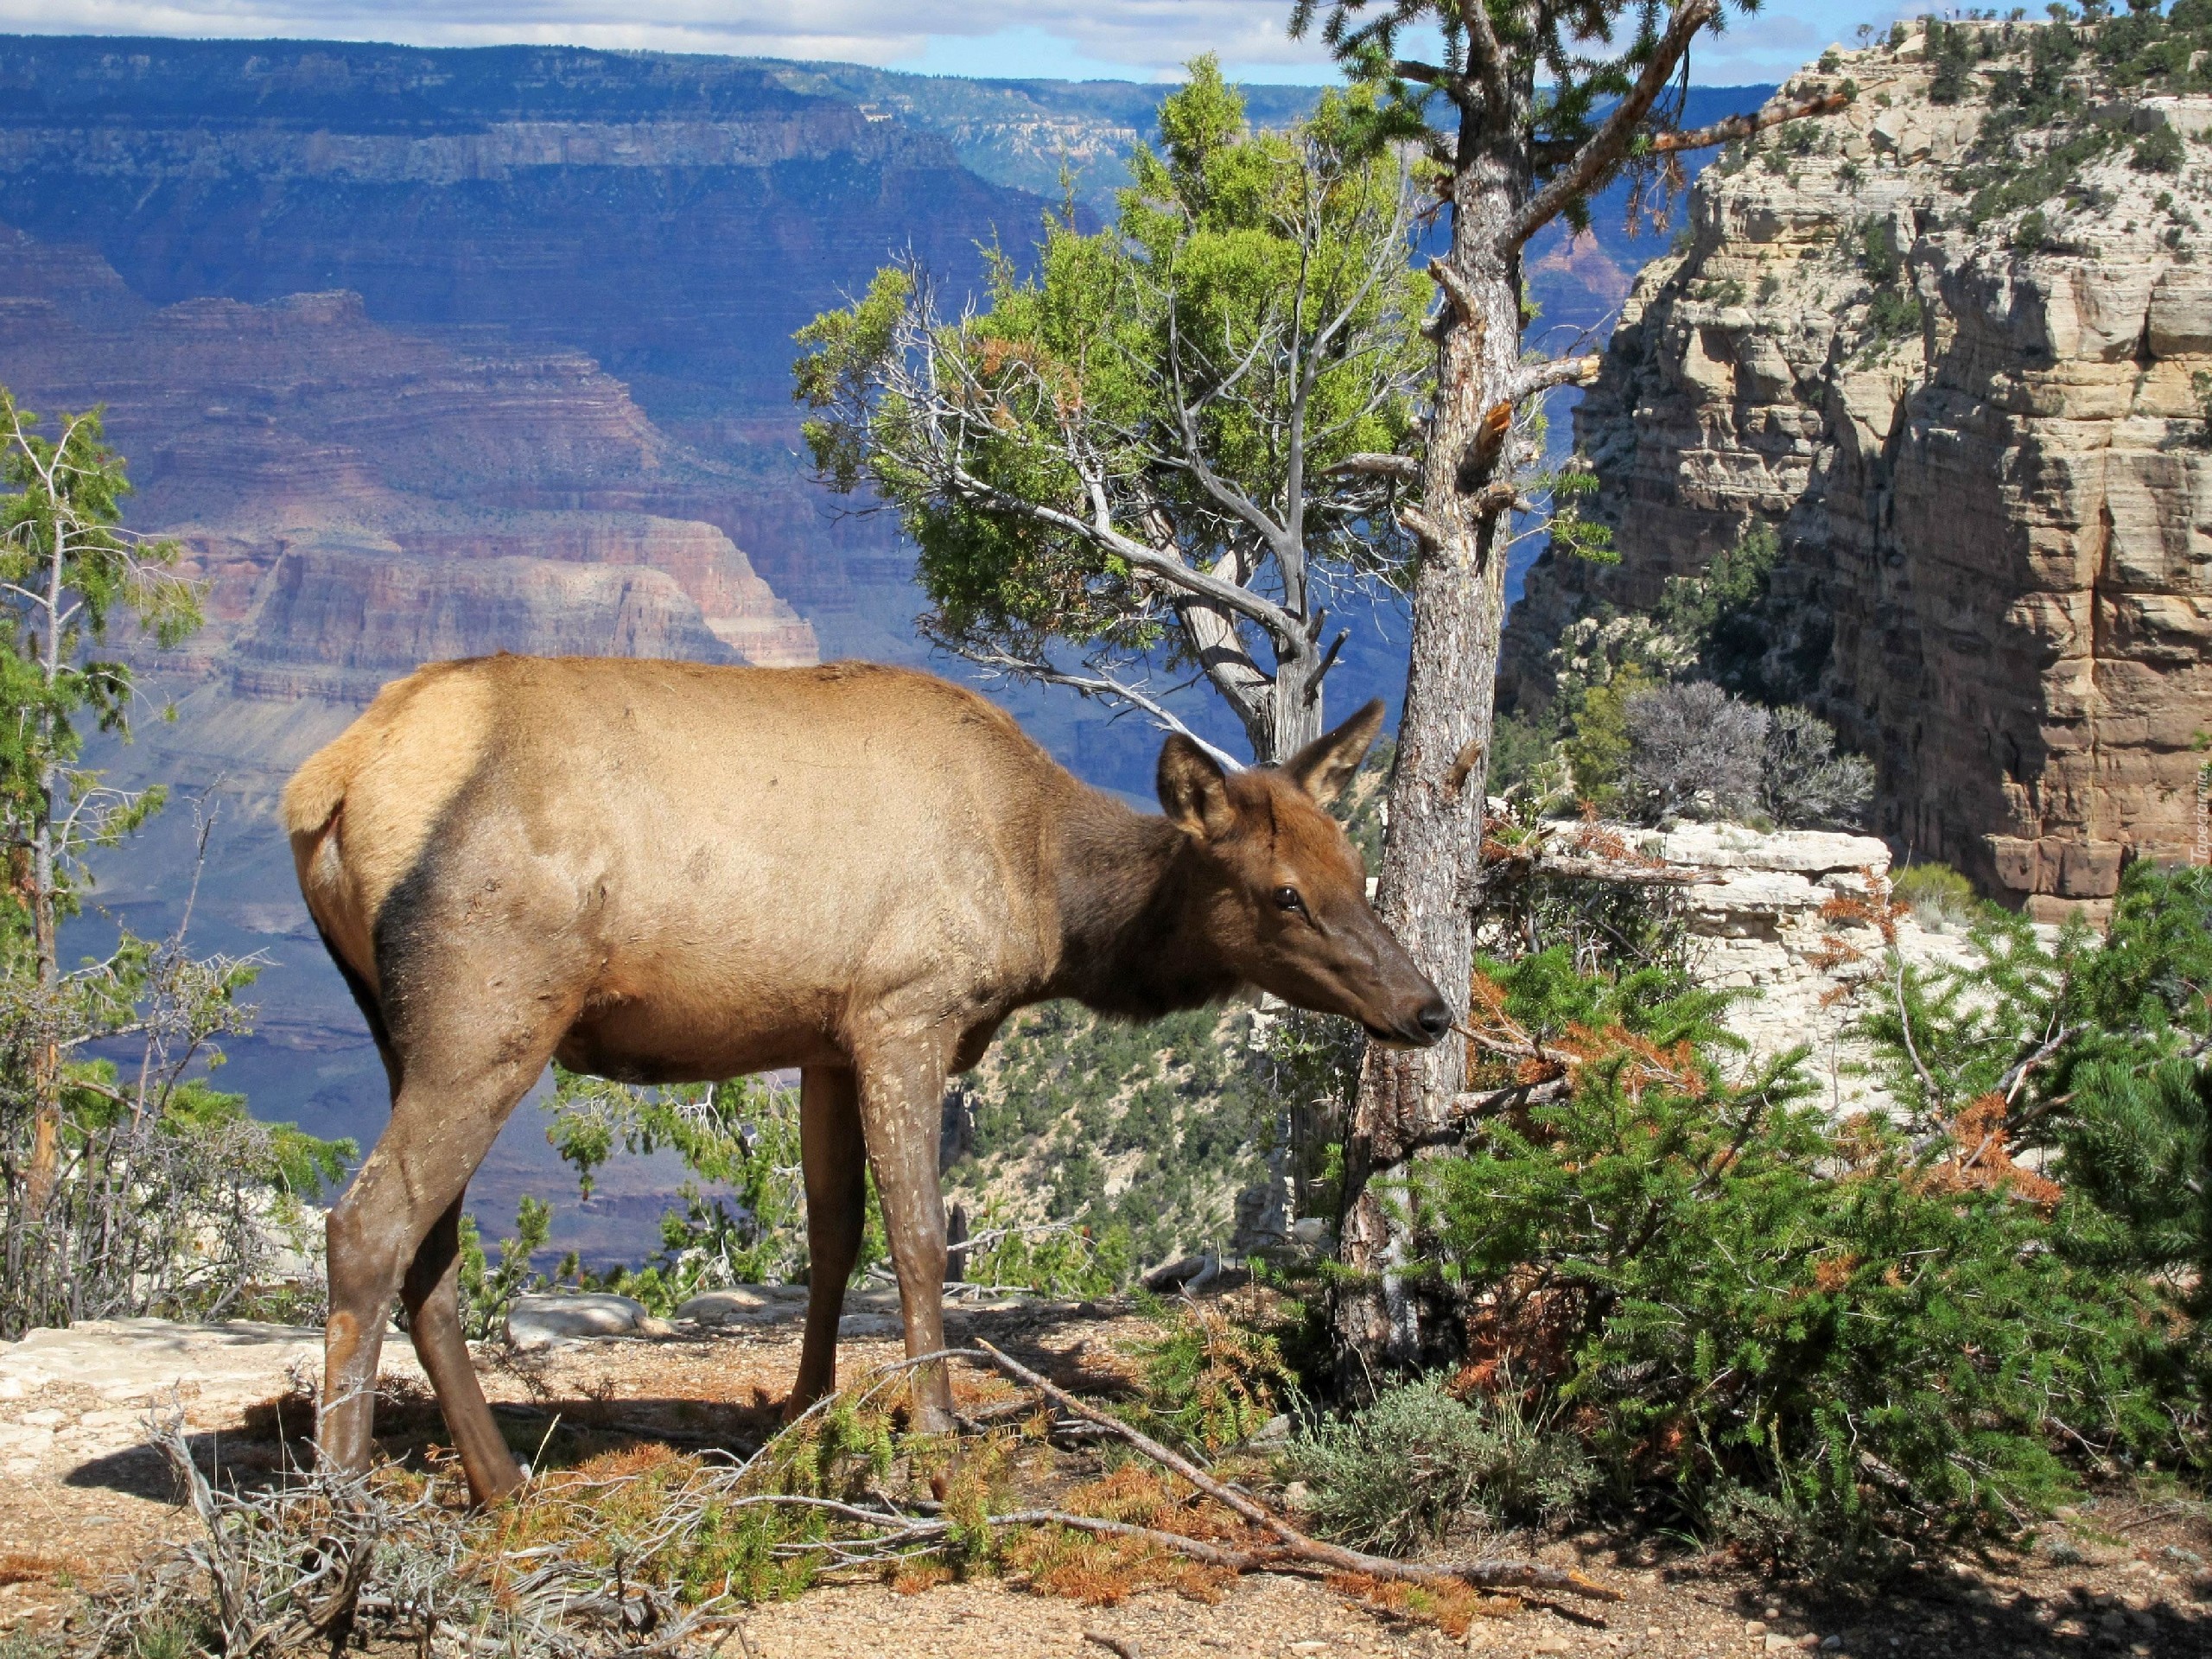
0,1294,2207,1657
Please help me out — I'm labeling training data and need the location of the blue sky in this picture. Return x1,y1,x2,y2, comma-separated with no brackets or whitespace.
2,3,1912,85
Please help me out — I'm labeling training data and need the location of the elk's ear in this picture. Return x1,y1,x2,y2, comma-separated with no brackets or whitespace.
1284,700,1385,807
1158,734,1236,841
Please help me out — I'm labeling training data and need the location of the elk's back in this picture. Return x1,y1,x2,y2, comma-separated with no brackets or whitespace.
283,655,1066,1072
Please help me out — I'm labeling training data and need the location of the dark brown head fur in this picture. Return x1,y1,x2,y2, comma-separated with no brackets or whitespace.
1052,702,1449,1046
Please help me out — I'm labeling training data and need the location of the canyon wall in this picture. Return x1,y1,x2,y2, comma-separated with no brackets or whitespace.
0,226,817,696
1504,26,2212,918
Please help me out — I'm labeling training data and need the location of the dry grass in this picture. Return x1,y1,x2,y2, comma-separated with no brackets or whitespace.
91,1344,1613,1656
0,1554,77,1589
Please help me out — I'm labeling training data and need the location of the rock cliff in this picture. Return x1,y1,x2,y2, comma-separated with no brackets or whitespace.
1504,21,2212,918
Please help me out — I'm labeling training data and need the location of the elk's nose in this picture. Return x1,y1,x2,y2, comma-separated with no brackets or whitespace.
1414,997,1452,1045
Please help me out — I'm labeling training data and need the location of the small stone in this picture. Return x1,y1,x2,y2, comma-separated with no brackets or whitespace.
1745,1621,1768,1638
1765,1637,1797,1653
1530,1638,1572,1656
1823,1640,1844,1653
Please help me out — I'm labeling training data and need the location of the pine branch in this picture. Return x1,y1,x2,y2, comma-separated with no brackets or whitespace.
1514,0,1721,250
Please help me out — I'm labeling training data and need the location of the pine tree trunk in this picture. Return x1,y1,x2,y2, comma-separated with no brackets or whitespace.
1269,644,1327,764
22,550,66,1219
22,778,61,1218
1333,142,1523,1387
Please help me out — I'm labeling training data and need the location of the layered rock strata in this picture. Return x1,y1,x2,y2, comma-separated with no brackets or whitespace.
0,225,817,698
1504,25,2212,918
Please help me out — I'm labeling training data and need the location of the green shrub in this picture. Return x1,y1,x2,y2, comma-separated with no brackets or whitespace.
1656,521,1779,682
2012,207,2050,251
1855,216,1903,284
1864,861,2212,1140
1893,861,1978,927
1409,947,2189,1560
2133,120,2185,172
1485,709,1556,798
1929,22,1975,103
1866,287,1924,340
1134,1300,1292,1453
1287,1377,1592,1554
1560,664,1656,810
458,1195,551,1340
2056,1054,2212,1331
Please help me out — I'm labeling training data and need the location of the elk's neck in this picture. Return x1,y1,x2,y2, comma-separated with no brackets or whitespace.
1046,786,1240,1020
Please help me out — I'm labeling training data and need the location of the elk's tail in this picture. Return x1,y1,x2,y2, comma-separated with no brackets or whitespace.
284,721,383,992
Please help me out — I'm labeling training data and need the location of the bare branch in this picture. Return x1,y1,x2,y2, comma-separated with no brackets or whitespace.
1653,89,1853,155
1325,452,1421,481
1399,505,1445,547
959,646,1246,771
1507,353,1605,404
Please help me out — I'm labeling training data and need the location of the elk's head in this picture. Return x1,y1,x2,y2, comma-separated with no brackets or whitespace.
1156,702,1450,1048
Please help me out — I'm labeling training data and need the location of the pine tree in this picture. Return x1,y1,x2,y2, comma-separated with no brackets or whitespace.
1287,0,1850,1383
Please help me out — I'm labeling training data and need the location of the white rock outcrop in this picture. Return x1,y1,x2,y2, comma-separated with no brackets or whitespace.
1546,822,1989,1119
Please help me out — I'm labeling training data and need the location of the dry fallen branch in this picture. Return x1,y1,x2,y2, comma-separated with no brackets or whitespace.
968,1341,1620,1604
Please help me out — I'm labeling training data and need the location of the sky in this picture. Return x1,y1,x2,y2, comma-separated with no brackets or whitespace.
1,2,1915,86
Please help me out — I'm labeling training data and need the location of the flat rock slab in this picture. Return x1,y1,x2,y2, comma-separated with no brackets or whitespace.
505,1294,675,1351
674,1286,812,1326
674,1285,906,1330
0,1317,424,1476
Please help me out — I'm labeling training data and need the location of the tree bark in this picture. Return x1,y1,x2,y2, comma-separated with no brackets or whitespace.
1333,135,1525,1387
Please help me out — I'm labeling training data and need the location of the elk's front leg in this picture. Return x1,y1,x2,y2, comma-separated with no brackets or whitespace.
852,1039,955,1433
788,1065,866,1420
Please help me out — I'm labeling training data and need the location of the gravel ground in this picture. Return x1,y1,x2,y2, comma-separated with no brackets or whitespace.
1,1297,2206,1656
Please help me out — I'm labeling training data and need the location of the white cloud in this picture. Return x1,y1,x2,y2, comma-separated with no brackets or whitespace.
0,2,1326,72
0,2,1910,84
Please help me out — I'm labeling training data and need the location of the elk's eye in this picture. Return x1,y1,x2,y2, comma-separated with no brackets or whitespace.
1273,886,1305,912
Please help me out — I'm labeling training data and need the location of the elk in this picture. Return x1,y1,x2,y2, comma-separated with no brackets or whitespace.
285,654,1448,1503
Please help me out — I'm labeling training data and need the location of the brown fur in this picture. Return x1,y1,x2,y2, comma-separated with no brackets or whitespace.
290,654,1445,1502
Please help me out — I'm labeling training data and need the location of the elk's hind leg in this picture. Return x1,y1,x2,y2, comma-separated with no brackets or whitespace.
401,1193,520,1503
853,1041,955,1434
787,1065,866,1420
320,1013,565,1503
